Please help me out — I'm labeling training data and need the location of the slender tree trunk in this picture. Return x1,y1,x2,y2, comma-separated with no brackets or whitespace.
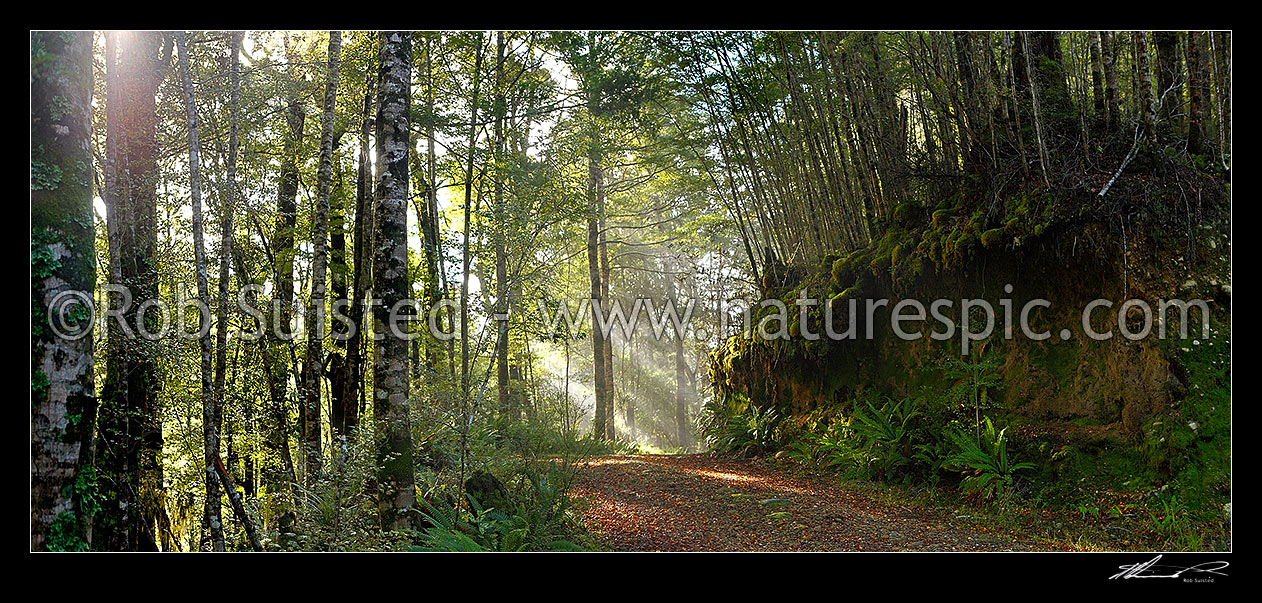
663,247,688,448
460,34,484,401
214,27,244,512
423,36,453,370
1186,31,1205,155
493,31,513,420
344,53,375,445
412,37,442,373
262,33,305,500
1210,32,1230,160
176,30,225,552
587,158,608,441
601,231,615,439
1002,32,1031,182
328,132,350,455
1022,34,1051,186
1136,32,1157,144
1090,31,1106,123
303,30,341,487
1100,31,1120,129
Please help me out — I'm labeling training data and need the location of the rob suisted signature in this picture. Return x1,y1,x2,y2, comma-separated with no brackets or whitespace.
1110,555,1229,580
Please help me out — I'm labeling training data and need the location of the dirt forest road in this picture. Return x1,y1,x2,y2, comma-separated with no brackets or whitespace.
571,454,1034,552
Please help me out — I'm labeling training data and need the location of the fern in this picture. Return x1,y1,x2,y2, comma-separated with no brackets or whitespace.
944,417,1035,502
848,396,921,479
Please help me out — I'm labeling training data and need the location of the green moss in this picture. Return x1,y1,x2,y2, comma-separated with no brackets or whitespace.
980,228,1007,248
47,511,89,551
31,152,62,191
830,249,871,291
32,368,49,405
891,202,922,229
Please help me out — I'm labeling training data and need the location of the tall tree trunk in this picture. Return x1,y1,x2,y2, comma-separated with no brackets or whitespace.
1100,31,1120,129
343,53,375,445
96,30,168,552
1021,34,1051,186
494,31,513,420
303,30,341,487
213,27,244,529
1136,32,1157,144
1210,32,1230,160
175,30,225,552
460,34,484,401
266,34,307,500
1186,31,1205,155
422,35,451,370
662,246,689,448
587,158,608,441
31,30,96,551
599,202,614,441
328,129,350,454
1153,31,1180,128
1090,31,1106,123
373,31,417,530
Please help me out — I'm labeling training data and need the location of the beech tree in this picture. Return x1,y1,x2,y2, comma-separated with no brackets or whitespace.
175,30,224,552
372,31,416,530
31,30,96,551
302,30,341,486
96,30,170,552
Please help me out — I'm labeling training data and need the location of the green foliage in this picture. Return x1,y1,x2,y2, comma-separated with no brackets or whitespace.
32,369,50,404
46,511,89,551
699,396,782,456
941,350,1002,441
415,463,588,552
783,418,863,471
944,417,1034,503
1145,493,1203,550
30,149,62,191
283,431,413,551
847,395,925,480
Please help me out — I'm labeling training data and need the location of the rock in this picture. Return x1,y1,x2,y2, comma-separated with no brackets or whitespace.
278,511,298,549
464,470,510,513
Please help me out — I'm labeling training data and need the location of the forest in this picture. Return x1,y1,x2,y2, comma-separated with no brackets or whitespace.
31,30,1230,553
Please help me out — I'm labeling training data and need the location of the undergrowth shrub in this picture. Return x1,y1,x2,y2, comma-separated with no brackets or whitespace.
944,417,1035,503
699,395,782,455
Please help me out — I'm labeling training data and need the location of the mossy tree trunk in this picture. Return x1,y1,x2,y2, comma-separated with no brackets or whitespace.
96,30,169,552
372,31,417,530
31,30,96,551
